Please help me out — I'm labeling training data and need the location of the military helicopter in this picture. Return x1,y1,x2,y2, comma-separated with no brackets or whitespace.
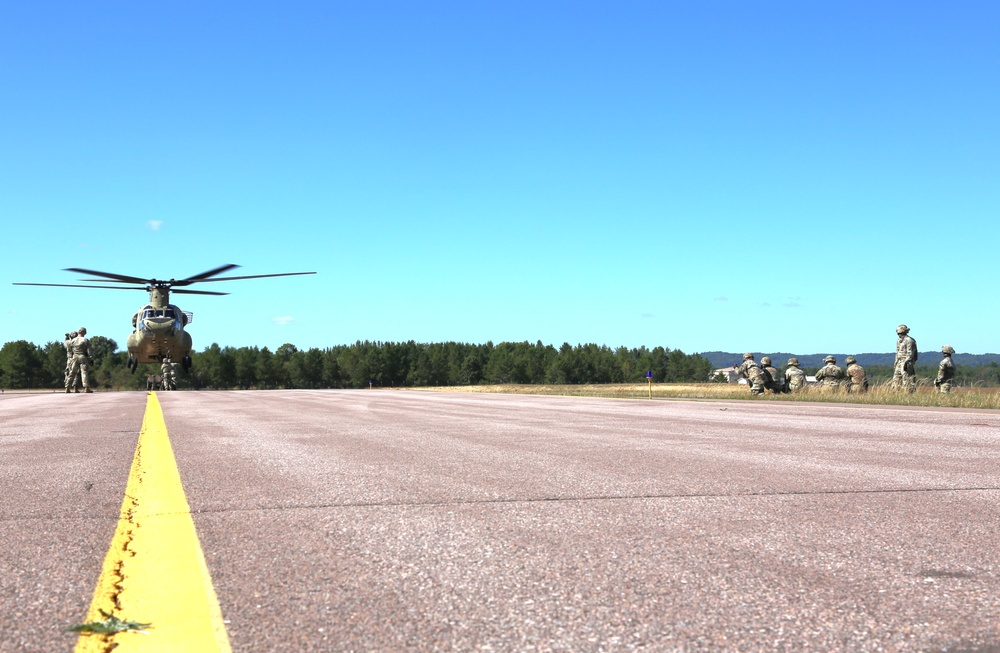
14,264,315,373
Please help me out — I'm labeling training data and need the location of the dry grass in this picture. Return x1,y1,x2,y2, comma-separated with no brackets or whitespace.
418,382,1000,409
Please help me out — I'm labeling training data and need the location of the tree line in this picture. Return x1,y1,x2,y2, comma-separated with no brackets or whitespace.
0,339,715,391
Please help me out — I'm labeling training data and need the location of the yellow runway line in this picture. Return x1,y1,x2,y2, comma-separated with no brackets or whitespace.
75,392,231,653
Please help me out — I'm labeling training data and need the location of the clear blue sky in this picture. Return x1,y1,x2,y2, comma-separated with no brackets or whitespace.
3,2,998,355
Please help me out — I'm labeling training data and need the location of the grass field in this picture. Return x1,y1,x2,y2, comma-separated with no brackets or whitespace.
423,382,1000,410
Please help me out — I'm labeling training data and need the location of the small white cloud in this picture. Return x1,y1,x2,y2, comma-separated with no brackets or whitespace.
713,296,728,302
641,312,655,319
273,316,295,326
147,220,163,231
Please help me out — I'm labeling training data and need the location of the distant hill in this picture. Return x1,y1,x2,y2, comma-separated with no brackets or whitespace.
699,351,1000,369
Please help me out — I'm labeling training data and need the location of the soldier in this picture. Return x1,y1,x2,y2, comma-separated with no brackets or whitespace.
892,324,918,392
146,373,156,391
935,345,956,393
845,356,868,393
161,355,176,391
738,352,767,396
785,357,808,392
63,331,78,388
760,356,785,393
65,327,93,393
814,355,844,389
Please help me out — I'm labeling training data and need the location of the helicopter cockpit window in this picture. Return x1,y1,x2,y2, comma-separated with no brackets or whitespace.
142,309,178,320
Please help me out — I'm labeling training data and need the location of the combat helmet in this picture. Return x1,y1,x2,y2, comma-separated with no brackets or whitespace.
787,357,800,366
942,345,955,355
743,352,754,359
760,356,772,365
896,324,909,335
78,327,87,336
823,355,836,363
845,356,856,364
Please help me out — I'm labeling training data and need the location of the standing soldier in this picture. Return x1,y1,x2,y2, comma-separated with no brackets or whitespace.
738,352,767,396
785,357,808,392
935,345,956,393
161,355,176,391
845,356,869,393
893,324,918,392
65,327,93,393
814,355,844,389
760,356,784,393
63,331,77,389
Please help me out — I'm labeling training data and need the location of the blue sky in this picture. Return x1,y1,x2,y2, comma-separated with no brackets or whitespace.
3,1,998,356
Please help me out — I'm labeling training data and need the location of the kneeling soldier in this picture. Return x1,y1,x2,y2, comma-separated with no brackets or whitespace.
935,345,956,393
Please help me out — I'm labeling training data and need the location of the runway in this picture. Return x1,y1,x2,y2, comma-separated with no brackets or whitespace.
2,390,999,652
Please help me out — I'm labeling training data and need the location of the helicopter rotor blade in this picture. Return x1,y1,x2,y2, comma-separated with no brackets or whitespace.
13,282,150,291
16,266,313,293
63,268,151,285
172,264,242,286
171,289,230,296
189,271,317,283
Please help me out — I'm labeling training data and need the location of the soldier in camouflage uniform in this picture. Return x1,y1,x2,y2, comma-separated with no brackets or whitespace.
892,324,918,392
760,356,784,393
161,355,176,391
845,356,868,393
785,357,807,392
65,327,93,393
63,331,78,389
738,352,767,396
814,355,844,389
935,345,956,393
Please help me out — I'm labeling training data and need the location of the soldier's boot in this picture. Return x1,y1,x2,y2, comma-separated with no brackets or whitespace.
85,388,93,394
65,387,71,393
73,388,79,393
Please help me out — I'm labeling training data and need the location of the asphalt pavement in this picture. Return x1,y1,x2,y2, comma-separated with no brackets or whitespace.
2,390,999,652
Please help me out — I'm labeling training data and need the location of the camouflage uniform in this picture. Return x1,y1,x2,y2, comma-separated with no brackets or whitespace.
935,345,956,394
814,355,844,389
892,324,917,393
161,356,176,391
845,356,868,393
785,358,807,392
63,331,77,388
738,353,766,396
65,327,93,393
760,356,784,393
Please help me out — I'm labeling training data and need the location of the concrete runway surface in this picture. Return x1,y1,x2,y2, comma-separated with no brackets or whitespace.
2,390,999,652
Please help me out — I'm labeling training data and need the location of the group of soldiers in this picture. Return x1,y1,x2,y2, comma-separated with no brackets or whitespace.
62,328,179,393
63,328,93,393
146,355,177,391
738,324,957,396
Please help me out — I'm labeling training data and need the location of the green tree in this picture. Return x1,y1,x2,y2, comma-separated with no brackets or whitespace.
256,347,279,389
322,349,344,388
0,341,43,389
234,347,259,389
40,341,69,388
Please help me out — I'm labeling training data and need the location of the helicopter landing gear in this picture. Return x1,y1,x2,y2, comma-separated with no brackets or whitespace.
182,355,192,371
127,355,138,374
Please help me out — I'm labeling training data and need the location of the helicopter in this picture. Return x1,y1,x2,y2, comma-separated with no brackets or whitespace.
14,264,315,373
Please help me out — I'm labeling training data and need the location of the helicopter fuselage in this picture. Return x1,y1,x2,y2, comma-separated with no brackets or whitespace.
127,302,193,364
